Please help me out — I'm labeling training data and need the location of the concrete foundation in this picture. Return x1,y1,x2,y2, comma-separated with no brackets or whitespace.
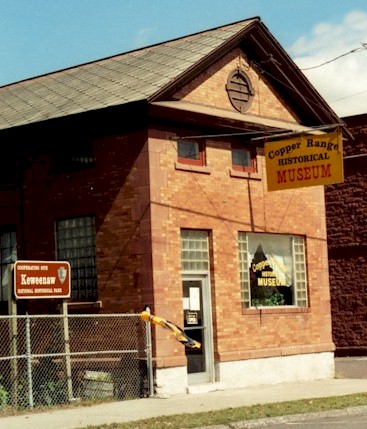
155,352,335,396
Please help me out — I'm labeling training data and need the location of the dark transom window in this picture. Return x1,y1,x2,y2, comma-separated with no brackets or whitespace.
232,148,251,167
177,140,205,166
231,144,257,173
51,140,95,174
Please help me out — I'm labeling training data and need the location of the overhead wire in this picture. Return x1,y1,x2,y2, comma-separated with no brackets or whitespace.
171,129,265,140
251,60,341,121
300,43,367,71
330,89,367,103
252,44,365,131
296,43,367,104
168,50,354,144
168,48,358,144
168,138,255,243
171,123,342,143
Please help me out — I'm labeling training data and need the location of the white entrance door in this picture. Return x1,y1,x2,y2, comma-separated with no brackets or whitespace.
182,275,214,384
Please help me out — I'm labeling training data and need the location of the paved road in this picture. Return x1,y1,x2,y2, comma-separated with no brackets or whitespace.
245,359,367,429
335,357,367,379
244,407,367,428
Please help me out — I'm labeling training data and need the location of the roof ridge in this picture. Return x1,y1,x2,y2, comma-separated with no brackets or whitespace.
0,17,260,89
0,16,338,133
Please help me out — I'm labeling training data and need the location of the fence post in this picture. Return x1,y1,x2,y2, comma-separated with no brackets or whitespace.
7,264,18,408
62,301,74,401
25,312,34,409
145,307,154,397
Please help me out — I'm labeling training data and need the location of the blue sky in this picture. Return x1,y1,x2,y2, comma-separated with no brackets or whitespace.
1,0,366,116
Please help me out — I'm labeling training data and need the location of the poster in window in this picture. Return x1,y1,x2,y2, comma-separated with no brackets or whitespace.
186,311,199,325
248,234,293,306
189,287,200,311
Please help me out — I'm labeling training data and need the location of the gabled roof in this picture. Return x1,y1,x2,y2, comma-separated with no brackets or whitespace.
0,17,342,132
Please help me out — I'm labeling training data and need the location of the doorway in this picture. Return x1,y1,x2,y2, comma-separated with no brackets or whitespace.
182,275,214,384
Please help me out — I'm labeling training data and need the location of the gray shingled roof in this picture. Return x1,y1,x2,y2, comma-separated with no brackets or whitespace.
0,18,257,131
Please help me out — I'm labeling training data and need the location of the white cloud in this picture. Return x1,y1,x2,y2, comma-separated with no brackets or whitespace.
288,10,367,118
133,27,157,49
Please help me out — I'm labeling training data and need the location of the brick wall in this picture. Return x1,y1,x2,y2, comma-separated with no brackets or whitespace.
0,125,152,315
325,114,367,355
148,126,334,367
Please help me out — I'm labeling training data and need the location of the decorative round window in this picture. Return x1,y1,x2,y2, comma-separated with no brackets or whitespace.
226,69,254,113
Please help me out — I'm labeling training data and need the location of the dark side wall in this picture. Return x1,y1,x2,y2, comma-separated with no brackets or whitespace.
0,104,153,315
325,114,367,355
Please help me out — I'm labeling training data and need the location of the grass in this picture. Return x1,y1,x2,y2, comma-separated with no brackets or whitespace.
80,393,367,429
2,391,367,428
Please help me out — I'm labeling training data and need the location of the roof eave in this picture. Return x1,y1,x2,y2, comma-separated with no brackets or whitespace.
149,100,326,136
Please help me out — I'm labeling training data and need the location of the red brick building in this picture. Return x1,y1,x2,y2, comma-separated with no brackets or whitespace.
0,18,345,395
326,113,367,356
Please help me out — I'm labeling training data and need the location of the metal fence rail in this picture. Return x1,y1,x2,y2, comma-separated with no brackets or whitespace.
0,313,153,410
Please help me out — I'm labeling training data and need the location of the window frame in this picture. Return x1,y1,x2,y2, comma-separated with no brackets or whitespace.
55,216,98,301
238,232,308,309
177,140,206,167
231,144,257,173
0,227,17,302
181,229,210,272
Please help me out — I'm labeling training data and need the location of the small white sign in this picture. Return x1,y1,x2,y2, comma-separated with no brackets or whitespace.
189,287,200,311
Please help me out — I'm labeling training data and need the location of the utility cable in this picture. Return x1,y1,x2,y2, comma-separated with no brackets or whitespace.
300,43,367,71
331,89,367,103
251,61,336,119
172,124,342,143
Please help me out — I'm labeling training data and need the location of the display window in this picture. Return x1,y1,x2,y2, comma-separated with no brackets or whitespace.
238,232,308,308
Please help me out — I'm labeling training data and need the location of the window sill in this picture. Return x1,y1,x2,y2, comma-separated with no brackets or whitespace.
175,162,211,174
229,169,261,180
63,300,102,311
242,306,310,315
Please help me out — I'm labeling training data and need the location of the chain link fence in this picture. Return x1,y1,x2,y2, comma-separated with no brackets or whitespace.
0,312,153,411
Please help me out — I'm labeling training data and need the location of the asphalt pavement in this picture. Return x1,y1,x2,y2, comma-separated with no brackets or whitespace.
335,356,367,379
241,406,367,428
0,357,366,429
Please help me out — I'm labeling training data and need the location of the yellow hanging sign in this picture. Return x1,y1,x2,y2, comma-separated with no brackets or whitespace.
264,131,344,191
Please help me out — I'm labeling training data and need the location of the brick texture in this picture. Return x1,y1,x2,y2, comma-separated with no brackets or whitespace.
174,48,300,123
149,124,334,364
325,114,367,355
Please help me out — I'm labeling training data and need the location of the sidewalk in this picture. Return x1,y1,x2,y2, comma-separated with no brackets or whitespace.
1,377,367,429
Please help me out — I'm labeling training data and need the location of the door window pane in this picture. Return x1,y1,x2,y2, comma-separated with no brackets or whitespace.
183,280,205,374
